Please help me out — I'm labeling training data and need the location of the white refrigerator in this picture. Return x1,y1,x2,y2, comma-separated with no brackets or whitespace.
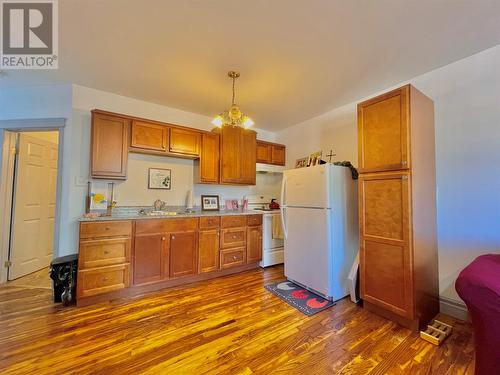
280,164,359,301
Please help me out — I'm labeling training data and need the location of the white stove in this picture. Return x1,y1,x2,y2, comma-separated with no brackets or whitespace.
247,195,284,267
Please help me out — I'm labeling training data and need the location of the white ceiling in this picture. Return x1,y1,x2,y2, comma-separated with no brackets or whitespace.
2,0,500,131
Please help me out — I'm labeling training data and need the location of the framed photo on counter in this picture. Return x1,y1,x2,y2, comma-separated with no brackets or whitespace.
201,195,220,211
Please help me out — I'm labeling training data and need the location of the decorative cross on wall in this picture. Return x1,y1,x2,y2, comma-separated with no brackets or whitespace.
326,149,336,163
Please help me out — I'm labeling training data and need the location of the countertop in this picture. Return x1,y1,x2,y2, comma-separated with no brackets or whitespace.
78,207,263,222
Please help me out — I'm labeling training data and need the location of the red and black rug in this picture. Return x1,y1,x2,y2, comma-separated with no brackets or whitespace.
265,280,335,316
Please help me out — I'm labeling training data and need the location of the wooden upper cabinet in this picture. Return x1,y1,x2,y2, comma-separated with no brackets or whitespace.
90,111,129,179
169,128,201,157
271,145,286,166
358,85,410,173
195,132,219,184
359,171,413,318
240,128,257,184
130,120,169,152
256,142,272,163
247,226,263,264
256,140,286,166
169,231,198,278
219,126,256,185
219,126,242,184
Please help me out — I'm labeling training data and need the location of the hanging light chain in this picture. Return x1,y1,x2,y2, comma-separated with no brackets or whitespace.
231,75,236,105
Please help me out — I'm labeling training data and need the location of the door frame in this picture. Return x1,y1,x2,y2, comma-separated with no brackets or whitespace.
0,118,66,283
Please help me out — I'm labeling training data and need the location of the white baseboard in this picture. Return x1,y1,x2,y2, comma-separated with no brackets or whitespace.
440,296,468,321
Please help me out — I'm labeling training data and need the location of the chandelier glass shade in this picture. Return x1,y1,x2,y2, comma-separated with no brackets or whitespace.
212,71,254,129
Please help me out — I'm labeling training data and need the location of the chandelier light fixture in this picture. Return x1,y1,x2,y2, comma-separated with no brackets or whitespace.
211,71,254,129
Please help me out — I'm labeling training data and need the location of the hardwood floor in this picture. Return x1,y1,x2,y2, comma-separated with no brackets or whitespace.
0,265,473,374
6,267,51,289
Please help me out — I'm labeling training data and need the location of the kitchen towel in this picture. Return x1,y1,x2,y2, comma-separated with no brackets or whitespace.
272,214,284,239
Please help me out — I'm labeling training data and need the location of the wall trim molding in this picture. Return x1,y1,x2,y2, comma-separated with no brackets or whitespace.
0,118,66,130
439,296,468,321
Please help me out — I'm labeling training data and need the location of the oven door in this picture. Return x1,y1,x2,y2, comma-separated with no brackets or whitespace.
263,214,284,249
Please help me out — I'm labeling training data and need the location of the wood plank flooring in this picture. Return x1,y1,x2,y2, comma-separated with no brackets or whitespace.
6,267,51,289
0,265,474,374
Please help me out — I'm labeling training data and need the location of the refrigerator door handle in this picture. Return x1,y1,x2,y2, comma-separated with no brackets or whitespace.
280,175,288,239
280,174,287,208
281,207,288,239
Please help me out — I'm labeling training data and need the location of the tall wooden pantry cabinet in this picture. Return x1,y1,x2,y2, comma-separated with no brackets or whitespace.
357,84,439,331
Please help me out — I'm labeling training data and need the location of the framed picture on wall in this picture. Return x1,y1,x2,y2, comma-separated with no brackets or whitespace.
201,195,220,211
295,157,308,168
148,168,171,189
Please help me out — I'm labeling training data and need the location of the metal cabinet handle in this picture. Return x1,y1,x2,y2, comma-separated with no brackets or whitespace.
102,277,108,281
104,250,109,255
172,235,176,240
233,255,237,260
161,237,166,241
402,161,408,166
402,175,408,180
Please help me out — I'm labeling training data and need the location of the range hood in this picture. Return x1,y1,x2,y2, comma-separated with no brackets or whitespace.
256,163,285,174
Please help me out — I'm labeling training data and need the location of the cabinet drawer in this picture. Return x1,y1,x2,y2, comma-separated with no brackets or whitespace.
221,215,247,228
220,247,246,269
77,264,130,298
135,218,198,235
247,215,263,226
220,227,246,249
80,221,132,239
79,238,131,269
199,216,221,229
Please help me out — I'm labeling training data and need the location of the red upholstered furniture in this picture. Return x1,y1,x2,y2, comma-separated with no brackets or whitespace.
455,254,500,375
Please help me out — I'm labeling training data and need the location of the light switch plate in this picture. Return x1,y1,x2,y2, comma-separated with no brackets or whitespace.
75,177,88,187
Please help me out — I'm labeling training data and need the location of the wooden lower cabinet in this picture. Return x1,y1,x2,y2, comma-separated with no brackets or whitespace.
79,237,131,269
77,264,130,299
133,233,169,285
199,229,219,273
247,226,263,264
77,215,263,306
359,171,412,318
169,232,198,278
220,247,246,269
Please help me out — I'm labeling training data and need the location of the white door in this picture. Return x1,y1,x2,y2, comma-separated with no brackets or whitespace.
9,134,58,280
283,206,332,297
282,164,331,208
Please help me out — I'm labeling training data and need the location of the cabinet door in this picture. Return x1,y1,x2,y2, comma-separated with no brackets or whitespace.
358,86,410,173
256,141,272,163
130,120,169,152
240,129,256,184
271,145,286,166
198,229,219,273
247,226,262,263
169,128,201,156
359,171,413,318
219,126,241,183
90,112,129,179
170,231,198,278
199,133,219,183
133,234,169,285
